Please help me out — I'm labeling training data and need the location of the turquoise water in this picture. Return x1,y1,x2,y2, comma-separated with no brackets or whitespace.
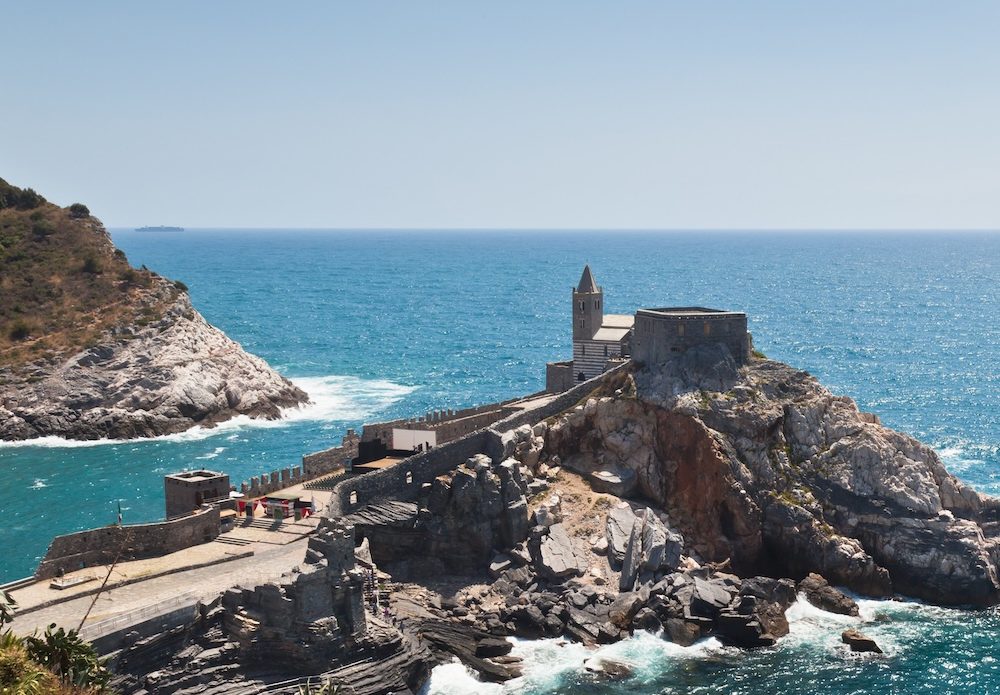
2,230,998,692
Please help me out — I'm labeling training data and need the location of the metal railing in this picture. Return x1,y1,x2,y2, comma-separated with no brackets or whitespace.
78,590,201,640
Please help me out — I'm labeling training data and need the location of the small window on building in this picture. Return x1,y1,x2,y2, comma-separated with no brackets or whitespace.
704,322,711,336
579,301,585,311
594,300,599,309
577,371,586,382
582,344,586,355
405,471,413,484
349,491,358,505
604,344,608,357
678,323,685,336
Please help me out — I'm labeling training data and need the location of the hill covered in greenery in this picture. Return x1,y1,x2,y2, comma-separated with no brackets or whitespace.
0,177,184,369
0,177,307,440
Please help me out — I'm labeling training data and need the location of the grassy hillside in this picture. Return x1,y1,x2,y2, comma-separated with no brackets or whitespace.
0,177,183,369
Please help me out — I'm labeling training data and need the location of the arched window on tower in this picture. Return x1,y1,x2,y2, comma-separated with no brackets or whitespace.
577,372,586,382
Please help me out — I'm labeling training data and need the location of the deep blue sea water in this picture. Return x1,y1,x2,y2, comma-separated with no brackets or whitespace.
1,230,998,693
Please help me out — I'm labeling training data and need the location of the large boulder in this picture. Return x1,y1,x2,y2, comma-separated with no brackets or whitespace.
537,523,586,580
606,503,637,566
841,629,883,654
797,573,859,616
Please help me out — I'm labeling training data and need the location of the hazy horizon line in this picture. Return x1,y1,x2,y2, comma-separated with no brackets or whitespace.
108,226,1000,233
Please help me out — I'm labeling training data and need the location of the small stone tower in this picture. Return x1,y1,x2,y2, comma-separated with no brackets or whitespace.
573,264,603,341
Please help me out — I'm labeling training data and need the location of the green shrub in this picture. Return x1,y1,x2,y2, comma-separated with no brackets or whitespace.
32,221,54,239
8,320,31,341
67,203,90,218
81,256,101,274
25,624,111,691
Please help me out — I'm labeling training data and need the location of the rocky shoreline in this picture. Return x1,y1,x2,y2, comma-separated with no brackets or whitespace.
0,281,308,441
106,348,1000,692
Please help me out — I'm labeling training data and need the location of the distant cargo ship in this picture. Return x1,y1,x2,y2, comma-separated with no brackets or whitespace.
135,225,184,232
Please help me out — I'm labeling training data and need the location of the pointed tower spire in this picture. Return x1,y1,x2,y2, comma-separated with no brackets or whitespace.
572,265,604,341
577,264,599,293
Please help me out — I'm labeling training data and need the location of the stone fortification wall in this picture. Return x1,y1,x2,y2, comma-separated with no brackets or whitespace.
302,429,360,478
238,465,305,499
232,430,360,499
36,507,220,579
632,309,749,367
333,431,491,516
545,361,573,393
331,363,630,515
360,394,547,448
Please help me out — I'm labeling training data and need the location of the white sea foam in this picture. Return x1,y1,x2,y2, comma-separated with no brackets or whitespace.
420,632,730,694
932,439,996,473
0,374,416,449
29,478,48,489
418,660,505,695
195,446,227,460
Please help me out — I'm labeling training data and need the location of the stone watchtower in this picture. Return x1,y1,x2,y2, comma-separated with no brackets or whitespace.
573,265,603,341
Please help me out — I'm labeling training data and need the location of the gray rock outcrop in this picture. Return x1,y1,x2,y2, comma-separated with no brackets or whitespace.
0,287,307,440
537,523,586,580
544,349,1000,607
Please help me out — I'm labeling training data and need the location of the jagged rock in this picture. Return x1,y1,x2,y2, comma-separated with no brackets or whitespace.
606,503,637,566
589,466,638,497
584,657,633,679
0,286,307,440
664,617,704,646
619,517,643,591
537,523,585,580
489,554,513,577
798,573,860,616
535,494,563,527
608,591,645,628
689,576,737,618
543,350,1000,607
841,628,883,654
410,455,532,572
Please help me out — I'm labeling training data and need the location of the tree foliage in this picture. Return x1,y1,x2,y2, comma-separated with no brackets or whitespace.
24,624,111,691
68,203,90,219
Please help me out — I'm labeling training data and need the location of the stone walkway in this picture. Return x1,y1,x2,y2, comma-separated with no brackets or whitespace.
8,516,323,637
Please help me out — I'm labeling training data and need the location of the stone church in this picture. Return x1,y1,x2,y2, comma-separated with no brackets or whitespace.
546,265,632,391
546,265,750,392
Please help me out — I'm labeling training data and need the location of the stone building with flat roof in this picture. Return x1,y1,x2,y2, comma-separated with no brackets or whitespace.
164,469,230,518
632,307,750,367
546,267,750,392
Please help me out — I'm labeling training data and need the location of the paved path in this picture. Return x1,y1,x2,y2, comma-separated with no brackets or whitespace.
9,525,316,637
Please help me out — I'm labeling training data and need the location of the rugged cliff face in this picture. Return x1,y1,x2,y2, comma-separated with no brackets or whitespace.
0,177,307,440
544,347,1000,606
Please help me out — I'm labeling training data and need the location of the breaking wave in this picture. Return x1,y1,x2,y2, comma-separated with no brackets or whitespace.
0,375,416,449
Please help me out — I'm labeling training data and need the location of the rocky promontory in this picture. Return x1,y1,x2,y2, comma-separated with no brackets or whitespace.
0,178,307,440
97,345,998,691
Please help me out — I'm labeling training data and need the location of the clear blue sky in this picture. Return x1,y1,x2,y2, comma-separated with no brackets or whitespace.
2,1,998,229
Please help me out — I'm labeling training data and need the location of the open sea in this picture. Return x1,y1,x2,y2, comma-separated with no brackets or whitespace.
1,229,998,693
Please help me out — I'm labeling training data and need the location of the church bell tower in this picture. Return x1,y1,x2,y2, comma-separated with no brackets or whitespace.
573,265,603,341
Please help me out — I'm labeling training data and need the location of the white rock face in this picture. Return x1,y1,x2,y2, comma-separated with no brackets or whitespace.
0,290,307,440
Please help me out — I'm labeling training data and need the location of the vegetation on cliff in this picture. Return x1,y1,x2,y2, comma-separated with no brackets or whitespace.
0,590,111,694
0,176,307,440
0,177,179,369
